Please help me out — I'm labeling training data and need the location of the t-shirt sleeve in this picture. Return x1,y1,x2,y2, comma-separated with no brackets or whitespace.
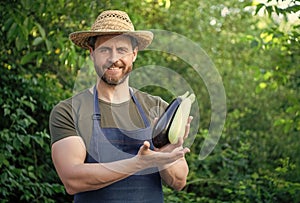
49,100,78,145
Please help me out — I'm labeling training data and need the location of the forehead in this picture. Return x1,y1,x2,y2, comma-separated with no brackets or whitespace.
95,34,132,48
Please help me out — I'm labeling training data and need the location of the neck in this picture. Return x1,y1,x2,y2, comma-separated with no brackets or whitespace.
95,78,130,103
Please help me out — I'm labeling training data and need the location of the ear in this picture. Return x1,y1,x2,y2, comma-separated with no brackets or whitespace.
132,47,138,62
89,47,95,62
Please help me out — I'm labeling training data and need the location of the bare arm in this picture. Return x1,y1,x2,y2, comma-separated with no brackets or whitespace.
159,151,189,191
156,116,193,191
51,136,188,195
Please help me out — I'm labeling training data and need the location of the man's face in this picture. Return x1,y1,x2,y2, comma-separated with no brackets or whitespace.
91,35,138,86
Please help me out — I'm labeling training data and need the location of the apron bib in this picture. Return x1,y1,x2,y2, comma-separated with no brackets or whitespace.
74,86,164,203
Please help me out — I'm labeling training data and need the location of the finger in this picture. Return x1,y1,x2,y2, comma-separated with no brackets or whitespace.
183,123,190,140
174,147,190,158
183,116,193,139
176,136,184,147
143,141,150,149
153,117,158,125
181,147,190,154
169,148,190,162
139,141,150,152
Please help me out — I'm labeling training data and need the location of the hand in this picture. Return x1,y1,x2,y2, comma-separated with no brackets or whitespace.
136,141,189,169
134,116,193,169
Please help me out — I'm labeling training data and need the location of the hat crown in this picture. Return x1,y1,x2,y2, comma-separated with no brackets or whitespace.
91,10,135,32
69,10,153,50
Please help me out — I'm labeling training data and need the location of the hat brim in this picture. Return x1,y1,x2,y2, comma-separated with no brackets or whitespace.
69,30,153,50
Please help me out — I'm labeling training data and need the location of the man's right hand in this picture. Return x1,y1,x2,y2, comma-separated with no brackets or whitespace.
136,141,189,169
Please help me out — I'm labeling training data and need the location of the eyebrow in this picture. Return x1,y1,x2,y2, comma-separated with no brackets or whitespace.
96,45,130,51
97,46,110,50
117,46,129,51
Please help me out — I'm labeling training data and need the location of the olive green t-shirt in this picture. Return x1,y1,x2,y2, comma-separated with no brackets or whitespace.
49,88,168,148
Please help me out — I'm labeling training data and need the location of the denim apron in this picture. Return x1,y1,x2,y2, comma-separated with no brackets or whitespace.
74,86,164,203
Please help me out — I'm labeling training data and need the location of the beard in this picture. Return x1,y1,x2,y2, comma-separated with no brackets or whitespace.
95,63,132,86
101,72,130,86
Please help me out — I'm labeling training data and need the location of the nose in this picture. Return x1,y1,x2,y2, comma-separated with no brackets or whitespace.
108,50,120,64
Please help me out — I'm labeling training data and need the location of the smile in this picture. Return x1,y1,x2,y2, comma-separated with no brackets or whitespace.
107,67,121,70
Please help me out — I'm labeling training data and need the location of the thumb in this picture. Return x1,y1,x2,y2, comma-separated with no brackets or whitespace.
138,141,151,155
142,141,150,150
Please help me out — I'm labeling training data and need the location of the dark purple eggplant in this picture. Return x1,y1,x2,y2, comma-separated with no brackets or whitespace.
152,97,182,148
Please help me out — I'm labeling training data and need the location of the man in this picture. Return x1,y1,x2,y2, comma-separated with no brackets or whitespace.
50,10,192,203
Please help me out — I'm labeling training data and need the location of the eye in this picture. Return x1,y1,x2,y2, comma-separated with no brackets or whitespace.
97,47,110,54
117,47,128,54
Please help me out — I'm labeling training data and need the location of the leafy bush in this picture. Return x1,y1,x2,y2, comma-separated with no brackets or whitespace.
0,0,299,202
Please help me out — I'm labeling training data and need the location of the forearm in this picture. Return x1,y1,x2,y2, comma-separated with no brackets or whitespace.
52,137,188,195
59,156,143,195
159,157,189,191
51,137,149,195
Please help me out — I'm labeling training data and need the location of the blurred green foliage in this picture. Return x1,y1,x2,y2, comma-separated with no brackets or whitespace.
0,0,299,202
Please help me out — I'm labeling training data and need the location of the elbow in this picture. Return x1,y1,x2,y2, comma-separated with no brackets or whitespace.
57,167,87,195
64,181,77,195
173,166,189,191
166,168,189,191
62,178,81,195
65,184,77,195
172,178,187,191
172,168,189,191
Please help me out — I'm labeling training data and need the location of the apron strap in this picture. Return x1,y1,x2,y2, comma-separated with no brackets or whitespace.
93,86,101,120
129,87,150,128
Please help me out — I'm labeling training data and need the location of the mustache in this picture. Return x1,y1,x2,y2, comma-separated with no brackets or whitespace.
103,62,122,69
103,64,122,69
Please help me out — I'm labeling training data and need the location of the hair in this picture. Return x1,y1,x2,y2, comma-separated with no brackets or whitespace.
88,35,138,50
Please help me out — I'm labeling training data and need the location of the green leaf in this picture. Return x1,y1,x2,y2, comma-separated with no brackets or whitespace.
0,154,9,167
20,52,40,65
15,36,26,51
3,17,14,32
255,3,265,15
266,6,273,17
45,39,53,51
3,104,11,116
7,22,18,42
286,5,300,14
28,172,37,180
35,22,46,39
33,37,43,46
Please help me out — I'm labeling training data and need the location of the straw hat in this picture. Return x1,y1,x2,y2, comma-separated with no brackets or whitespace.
69,10,153,50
